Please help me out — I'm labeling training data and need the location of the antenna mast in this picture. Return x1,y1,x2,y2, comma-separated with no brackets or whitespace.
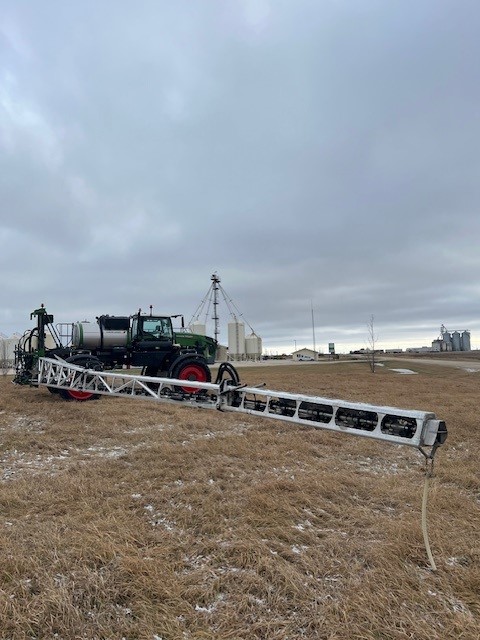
311,300,317,360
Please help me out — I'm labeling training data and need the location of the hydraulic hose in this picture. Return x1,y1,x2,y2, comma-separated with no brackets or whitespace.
421,463,437,571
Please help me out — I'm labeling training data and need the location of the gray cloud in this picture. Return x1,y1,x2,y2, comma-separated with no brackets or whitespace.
1,0,479,351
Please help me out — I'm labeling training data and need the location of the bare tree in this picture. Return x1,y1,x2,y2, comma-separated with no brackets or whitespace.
367,315,377,373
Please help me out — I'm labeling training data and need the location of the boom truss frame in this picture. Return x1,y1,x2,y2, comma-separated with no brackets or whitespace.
37,358,447,457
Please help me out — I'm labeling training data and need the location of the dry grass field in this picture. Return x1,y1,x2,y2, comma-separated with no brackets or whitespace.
0,361,479,639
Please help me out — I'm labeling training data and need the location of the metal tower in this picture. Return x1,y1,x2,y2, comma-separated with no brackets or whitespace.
211,273,220,344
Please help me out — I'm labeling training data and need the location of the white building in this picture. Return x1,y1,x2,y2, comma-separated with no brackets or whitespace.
292,348,319,361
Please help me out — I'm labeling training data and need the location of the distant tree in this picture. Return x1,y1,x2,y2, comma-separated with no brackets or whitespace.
367,315,377,373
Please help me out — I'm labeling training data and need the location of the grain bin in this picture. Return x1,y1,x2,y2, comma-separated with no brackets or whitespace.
228,321,245,358
442,331,452,349
0,336,19,367
461,331,471,351
245,332,262,359
216,344,228,361
190,322,206,336
451,331,461,351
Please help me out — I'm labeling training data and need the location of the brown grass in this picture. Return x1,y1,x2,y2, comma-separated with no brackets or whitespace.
1,361,479,639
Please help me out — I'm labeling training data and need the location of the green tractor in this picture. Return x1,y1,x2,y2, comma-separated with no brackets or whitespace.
173,330,217,364
14,305,221,401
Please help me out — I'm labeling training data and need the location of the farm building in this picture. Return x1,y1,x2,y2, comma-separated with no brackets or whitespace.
292,348,319,361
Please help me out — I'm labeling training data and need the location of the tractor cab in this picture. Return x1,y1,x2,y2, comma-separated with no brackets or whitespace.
128,313,178,371
130,314,174,343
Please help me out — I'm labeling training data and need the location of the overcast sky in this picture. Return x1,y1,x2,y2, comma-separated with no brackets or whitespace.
1,0,479,353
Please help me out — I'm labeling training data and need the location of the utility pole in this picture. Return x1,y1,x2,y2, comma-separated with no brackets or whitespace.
311,301,317,360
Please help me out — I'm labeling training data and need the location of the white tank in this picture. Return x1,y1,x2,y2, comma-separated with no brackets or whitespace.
72,321,129,349
0,337,19,363
228,321,245,356
30,334,57,350
216,344,228,361
245,332,262,358
190,322,206,336
73,322,101,348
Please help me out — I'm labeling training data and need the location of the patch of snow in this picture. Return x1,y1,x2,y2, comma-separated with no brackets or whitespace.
195,604,214,613
324,575,342,582
152,516,175,531
194,594,225,614
463,368,479,373
84,445,127,458
318,528,348,537
390,368,418,375
291,544,309,554
115,605,132,616
293,520,312,531
448,597,473,616
181,554,211,572
446,556,469,567
1,450,72,482
217,566,243,575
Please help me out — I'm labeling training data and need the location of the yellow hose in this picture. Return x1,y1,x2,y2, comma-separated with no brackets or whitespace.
421,471,437,571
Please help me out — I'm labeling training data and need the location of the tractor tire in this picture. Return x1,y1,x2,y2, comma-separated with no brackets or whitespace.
170,358,211,393
47,386,61,394
59,355,103,401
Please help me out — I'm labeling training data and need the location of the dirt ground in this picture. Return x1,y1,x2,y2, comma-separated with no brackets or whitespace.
0,360,479,639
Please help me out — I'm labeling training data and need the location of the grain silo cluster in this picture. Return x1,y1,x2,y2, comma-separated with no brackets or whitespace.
0,334,22,371
432,325,471,352
227,321,262,361
188,274,263,362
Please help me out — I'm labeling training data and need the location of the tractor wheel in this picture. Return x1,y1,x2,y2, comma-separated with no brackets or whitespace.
171,359,211,393
59,355,103,401
143,366,161,393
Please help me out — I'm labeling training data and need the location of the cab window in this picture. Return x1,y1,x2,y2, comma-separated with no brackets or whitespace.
142,318,172,340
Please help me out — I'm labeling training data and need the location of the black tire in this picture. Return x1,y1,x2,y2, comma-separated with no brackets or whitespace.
143,366,161,393
47,386,61,394
171,357,211,393
59,355,103,401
